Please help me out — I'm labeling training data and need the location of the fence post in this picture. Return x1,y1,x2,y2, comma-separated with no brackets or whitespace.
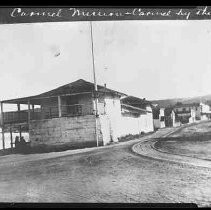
28,100,31,123
58,96,62,117
17,103,20,123
0,102,5,150
10,127,13,149
19,125,22,138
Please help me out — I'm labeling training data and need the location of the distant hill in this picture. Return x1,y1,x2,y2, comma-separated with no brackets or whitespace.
151,94,211,108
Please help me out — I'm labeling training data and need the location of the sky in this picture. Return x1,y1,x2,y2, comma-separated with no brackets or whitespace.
1,20,211,102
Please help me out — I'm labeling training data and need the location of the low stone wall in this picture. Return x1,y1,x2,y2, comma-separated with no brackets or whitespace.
29,115,103,148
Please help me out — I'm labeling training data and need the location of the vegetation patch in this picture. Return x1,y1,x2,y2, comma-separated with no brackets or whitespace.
0,141,103,156
118,131,154,142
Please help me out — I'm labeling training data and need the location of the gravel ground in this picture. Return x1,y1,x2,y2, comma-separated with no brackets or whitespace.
155,121,211,161
0,125,210,206
170,120,211,137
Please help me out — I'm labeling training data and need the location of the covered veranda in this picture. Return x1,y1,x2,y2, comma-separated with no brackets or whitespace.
0,79,127,150
0,91,95,150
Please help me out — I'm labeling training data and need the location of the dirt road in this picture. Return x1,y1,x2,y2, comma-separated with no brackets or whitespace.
0,125,210,206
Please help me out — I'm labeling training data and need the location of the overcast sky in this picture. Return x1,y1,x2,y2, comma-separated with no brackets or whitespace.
0,20,211,102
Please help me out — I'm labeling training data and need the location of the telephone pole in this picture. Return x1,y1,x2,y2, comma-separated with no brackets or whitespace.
90,21,99,147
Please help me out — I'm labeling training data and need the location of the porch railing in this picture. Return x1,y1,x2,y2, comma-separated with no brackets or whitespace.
1,104,102,125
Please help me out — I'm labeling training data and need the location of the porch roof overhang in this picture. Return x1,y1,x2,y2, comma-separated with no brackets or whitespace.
121,95,152,109
1,92,93,105
1,79,127,105
121,103,151,114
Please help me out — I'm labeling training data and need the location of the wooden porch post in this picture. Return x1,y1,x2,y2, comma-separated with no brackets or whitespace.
10,127,13,149
19,126,22,138
0,102,5,150
17,103,20,111
17,103,20,122
28,100,31,123
17,103,22,138
58,96,62,117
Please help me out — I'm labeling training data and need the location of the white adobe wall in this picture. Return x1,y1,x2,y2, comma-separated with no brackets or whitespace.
160,121,165,128
171,111,176,127
153,119,161,129
118,115,141,137
200,102,211,113
170,111,181,127
103,97,122,143
98,115,111,145
160,108,165,116
99,97,154,144
140,106,154,133
188,108,196,123
191,108,196,120
159,108,166,128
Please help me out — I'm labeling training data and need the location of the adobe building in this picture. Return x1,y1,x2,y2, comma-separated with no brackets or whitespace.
173,103,200,124
0,79,154,150
164,107,181,127
120,96,154,135
199,102,211,120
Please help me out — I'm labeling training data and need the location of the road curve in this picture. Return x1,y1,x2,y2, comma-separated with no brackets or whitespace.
132,126,211,169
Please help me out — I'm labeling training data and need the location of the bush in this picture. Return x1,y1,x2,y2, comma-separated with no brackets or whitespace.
28,141,100,154
118,133,143,142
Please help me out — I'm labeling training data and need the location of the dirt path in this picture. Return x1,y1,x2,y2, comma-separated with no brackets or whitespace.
0,125,210,206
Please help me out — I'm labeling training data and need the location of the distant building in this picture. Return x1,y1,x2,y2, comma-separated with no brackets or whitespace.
152,105,165,130
173,102,200,124
200,102,211,120
164,107,181,127
120,96,154,134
